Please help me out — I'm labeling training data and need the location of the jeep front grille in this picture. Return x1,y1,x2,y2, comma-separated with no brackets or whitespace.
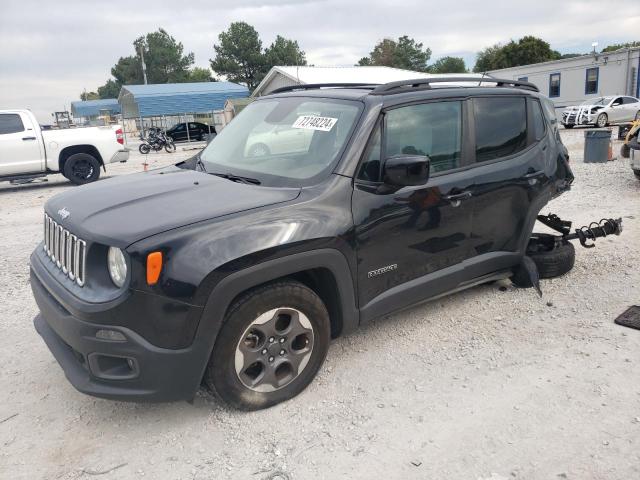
43,213,87,286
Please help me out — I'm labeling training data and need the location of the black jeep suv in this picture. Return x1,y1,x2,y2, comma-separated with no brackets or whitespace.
31,77,573,410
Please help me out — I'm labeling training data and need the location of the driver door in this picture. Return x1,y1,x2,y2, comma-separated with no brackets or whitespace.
352,100,475,319
609,97,625,123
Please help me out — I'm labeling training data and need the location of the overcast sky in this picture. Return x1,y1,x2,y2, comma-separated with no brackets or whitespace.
1,0,638,122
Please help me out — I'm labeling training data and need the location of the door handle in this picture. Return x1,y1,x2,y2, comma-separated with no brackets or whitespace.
22,136,36,141
443,190,472,206
521,170,545,179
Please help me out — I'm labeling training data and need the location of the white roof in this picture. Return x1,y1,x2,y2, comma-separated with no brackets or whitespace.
254,66,484,95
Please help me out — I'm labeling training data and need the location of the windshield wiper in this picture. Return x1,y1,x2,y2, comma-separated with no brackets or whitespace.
210,172,261,185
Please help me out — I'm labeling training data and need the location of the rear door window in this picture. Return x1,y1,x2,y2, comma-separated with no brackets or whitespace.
474,97,527,162
0,114,25,134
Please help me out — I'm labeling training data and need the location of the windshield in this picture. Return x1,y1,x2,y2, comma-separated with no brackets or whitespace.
581,97,614,106
200,97,361,187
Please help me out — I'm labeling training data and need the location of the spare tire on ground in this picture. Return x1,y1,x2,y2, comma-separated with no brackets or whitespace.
511,233,575,287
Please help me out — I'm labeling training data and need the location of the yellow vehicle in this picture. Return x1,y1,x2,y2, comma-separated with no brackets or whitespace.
621,120,640,158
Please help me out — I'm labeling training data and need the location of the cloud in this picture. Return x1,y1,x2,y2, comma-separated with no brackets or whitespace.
1,0,638,121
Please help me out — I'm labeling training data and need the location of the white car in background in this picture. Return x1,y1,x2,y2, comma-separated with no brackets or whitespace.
561,96,640,129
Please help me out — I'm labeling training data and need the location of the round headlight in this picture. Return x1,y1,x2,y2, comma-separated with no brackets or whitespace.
107,247,127,288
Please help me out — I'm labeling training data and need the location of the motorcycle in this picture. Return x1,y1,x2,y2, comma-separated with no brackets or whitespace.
139,127,176,154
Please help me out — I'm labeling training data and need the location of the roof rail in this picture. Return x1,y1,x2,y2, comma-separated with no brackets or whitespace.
369,76,540,94
269,83,379,94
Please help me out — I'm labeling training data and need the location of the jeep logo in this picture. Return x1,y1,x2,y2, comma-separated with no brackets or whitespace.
57,207,70,220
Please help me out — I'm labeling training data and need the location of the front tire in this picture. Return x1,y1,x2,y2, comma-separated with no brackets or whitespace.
63,153,101,185
596,113,608,128
204,281,330,410
164,142,176,153
563,124,574,129
527,233,575,279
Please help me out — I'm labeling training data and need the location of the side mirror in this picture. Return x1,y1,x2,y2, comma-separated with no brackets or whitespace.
383,155,430,187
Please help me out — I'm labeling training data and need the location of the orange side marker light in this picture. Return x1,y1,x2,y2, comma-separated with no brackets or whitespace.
146,251,163,285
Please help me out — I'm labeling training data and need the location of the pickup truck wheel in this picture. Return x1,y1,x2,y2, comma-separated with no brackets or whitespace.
512,233,575,286
63,153,100,185
204,280,330,410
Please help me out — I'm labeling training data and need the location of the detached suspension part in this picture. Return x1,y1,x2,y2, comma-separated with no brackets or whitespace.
537,214,623,248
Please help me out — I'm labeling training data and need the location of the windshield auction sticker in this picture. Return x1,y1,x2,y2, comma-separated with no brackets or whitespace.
292,115,338,132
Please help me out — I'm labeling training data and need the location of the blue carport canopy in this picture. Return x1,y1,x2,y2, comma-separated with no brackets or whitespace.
71,98,121,117
118,82,250,118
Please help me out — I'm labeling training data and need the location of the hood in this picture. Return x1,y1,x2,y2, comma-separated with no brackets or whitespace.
565,105,603,112
45,167,301,248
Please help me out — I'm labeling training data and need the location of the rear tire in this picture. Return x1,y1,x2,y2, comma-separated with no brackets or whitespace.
564,124,574,129
63,153,101,185
139,143,151,154
204,281,330,410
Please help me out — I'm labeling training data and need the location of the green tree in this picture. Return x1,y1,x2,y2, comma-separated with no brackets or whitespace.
358,36,431,72
473,36,560,72
187,67,216,82
602,41,640,53
79,91,100,101
94,28,198,98
264,35,306,68
429,56,467,73
97,79,122,99
210,22,266,90
134,28,195,84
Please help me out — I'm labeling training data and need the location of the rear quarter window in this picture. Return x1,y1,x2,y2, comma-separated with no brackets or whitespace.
474,97,527,162
0,114,25,134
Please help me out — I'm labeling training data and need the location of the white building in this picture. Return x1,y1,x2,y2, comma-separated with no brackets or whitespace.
252,66,481,97
488,47,640,115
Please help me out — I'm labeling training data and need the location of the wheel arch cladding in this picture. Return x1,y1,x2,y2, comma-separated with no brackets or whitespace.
59,145,103,170
193,249,359,381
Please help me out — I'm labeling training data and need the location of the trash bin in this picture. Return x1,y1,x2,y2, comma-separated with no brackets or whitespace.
584,129,611,163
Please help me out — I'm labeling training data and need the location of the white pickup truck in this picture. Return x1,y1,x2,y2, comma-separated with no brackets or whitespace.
0,109,129,185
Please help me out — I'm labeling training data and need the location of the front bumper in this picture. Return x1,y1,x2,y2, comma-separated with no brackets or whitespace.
562,112,597,126
109,149,129,164
30,264,210,402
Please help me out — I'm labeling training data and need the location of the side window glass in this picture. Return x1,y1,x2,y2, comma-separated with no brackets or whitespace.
385,101,462,174
541,98,558,125
356,124,381,181
531,99,546,142
622,97,638,105
0,114,25,134
474,97,527,162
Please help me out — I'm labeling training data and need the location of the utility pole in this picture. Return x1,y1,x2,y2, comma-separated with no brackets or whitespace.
139,45,148,85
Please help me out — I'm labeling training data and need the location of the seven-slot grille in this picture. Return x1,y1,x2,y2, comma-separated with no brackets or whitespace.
43,213,87,286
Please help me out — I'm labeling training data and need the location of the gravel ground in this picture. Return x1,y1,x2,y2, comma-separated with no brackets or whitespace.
1,131,639,480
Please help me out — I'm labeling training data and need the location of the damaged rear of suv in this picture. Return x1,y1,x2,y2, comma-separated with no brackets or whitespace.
31,77,621,410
